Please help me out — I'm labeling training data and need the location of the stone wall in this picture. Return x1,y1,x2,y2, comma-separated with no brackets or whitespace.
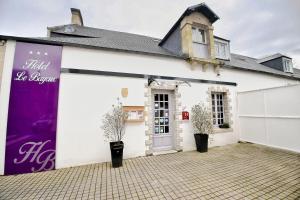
144,81,183,155
207,86,233,133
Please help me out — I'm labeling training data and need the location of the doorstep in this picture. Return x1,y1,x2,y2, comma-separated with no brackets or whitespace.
153,150,178,156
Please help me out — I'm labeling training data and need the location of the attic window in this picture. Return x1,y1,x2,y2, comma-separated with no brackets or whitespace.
192,27,206,44
283,58,293,73
214,39,230,60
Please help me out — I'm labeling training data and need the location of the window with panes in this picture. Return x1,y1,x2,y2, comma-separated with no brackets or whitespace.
154,94,169,134
215,41,228,59
211,93,225,126
283,58,293,73
192,27,206,44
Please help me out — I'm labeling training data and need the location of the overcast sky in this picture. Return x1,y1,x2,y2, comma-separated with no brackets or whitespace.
0,0,299,68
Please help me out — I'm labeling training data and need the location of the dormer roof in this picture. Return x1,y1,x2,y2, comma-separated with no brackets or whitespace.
187,3,220,23
258,53,291,64
159,3,219,46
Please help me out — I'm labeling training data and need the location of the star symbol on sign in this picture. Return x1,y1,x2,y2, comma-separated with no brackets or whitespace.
37,51,40,55
29,51,33,54
44,52,48,56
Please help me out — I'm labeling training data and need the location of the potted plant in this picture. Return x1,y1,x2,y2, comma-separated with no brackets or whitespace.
191,103,213,153
101,99,128,168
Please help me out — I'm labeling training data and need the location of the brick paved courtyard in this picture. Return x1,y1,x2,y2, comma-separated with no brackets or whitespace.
0,143,299,200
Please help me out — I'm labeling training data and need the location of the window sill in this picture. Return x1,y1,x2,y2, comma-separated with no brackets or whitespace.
216,56,230,61
193,41,207,45
213,127,233,134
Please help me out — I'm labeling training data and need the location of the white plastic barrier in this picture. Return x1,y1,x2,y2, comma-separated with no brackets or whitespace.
238,84,300,152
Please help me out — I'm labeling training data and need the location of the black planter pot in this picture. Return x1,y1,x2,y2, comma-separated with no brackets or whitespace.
194,134,208,153
110,141,124,168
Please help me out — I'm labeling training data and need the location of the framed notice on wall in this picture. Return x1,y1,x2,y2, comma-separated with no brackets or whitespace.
123,106,145,122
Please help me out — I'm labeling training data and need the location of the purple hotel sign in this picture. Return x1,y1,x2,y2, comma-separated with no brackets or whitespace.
5,42,62,175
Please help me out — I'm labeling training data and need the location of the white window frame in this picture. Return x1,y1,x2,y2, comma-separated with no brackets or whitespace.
211,92,225,126
283,58,293,73
192,27,206,44
214,39,230,60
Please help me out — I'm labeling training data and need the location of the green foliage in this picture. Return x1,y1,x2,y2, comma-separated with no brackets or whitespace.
219,123,230,129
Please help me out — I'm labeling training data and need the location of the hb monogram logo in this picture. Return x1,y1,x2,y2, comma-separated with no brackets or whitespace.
13,140,55,172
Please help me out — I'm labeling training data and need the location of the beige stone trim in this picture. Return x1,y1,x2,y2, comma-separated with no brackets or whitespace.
214,65,221,75
174,87,183,151
180,12,225,75
208,27,216,59
144,81,183,155
181,12,211,28
180,22,193,57
207,86,234,130
202,63,208,72
188,57,220,65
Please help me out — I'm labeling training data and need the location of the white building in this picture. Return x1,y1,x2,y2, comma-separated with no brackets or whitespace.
0,4,299,175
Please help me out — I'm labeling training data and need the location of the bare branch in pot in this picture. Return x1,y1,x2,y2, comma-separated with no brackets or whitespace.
101,98,128,142
191,102,213,135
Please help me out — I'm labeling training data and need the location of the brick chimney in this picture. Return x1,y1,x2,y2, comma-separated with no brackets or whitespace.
71,8,84,26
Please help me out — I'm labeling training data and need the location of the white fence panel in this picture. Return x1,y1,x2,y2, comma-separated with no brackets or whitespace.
238,84,300,152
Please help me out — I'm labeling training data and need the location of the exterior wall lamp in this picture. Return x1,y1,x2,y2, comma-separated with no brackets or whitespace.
148,78,160,86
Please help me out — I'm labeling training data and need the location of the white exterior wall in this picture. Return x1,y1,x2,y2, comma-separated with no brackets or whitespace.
0,43,299,173
56,74,146,168
238,84,300,152
220,68,298,92
62,46,298,92
56,46,297,168
0,40,16,175
178,83,238,151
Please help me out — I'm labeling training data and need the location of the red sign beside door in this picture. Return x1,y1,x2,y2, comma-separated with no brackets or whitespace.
182,111,189,120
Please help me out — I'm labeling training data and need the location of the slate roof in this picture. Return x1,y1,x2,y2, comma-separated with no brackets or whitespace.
1,23,299,80
45,24,300,80
293,68,300,75
224,54,300,79
46,24,181,58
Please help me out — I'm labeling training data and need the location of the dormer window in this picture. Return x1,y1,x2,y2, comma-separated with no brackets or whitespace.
191,27,209,58
283,58,293,73
214,38,230,60
215,42,226,58
259,54,294,73
159,3,220,61
192,27,206,44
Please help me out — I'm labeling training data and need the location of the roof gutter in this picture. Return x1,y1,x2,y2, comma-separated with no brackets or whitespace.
224,64,300,81
0,35,64,46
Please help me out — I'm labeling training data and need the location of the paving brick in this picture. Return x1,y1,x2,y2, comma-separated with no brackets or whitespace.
0,143,299,200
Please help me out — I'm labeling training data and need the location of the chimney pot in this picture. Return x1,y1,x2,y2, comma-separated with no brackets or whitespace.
71,8,84,26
